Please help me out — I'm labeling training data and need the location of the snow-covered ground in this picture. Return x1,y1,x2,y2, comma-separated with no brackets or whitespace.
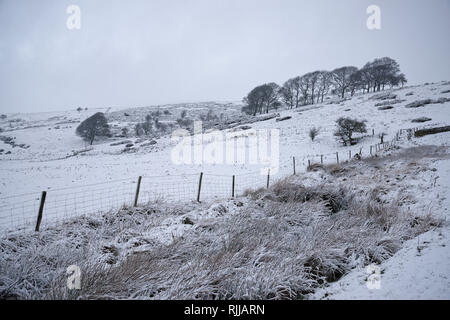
0,82,450,225
313,132,450,300
1,82,450,299
1,82,450,231
1,138,448,299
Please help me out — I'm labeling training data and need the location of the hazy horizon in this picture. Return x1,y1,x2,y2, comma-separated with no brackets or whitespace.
1,0,450,114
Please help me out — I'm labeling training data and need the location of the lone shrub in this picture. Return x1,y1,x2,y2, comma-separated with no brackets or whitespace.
309,127,320,141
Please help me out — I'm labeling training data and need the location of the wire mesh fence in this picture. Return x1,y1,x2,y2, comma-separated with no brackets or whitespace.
0,126,419,234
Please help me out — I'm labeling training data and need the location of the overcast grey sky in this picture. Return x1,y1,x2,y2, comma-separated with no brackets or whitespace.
0,0,449,113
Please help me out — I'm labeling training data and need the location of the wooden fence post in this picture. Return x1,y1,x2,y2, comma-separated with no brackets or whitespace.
134,176,142,207
232,175,235,198
320,155,323,164
359,147,362,155
372,128,374,136
349,150,351,160
370,145,373,156
197,172,203,202
307,159,311,169
336,152,339,164
35,191,47,232
293,157,296,175
266,169,270,189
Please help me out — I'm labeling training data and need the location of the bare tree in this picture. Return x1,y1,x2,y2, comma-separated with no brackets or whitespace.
399,73,407,87
298,75,311,105
361,57,404,92
316,71,332,103
349,70,365,96
243,85,266,115
76,112,110,145
280,79,294,109
305,71,321,104
280,76,303,109
331,66,358,98
334,117,367,146
261,83,280,113
243,82,280,115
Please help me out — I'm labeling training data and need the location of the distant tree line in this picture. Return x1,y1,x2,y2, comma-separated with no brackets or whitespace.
243,57,406,115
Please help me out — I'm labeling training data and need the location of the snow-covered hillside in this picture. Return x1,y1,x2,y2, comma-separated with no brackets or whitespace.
1,135,449,299
1,81,450,299
1,81,450,231
1,82,448,186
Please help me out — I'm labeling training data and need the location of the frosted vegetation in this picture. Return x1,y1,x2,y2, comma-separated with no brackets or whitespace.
0,147,441,299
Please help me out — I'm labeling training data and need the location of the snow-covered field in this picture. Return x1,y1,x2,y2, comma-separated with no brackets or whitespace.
1,139,449,299
1,81,450,231
1,81,450,299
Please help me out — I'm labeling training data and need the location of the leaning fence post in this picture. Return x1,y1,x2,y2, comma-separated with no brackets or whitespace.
293,157,296,175
232,175,235,198
336,152,339,164
307,159,311,169
266,169,270,189
370,145,373,156
134,176,142,207
197,172,203,202
35,191,47,232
